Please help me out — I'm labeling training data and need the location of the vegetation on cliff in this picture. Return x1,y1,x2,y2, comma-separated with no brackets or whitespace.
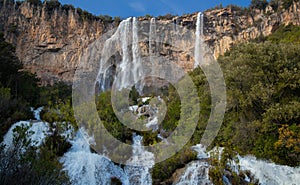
0,33,73,184
215,26,300,167
0,0,300,183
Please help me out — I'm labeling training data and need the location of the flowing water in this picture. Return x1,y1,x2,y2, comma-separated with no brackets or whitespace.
194,12,204,68
60,132,154,185
60,130,130,185
175,161,212,185
125,134,154,185
2,14,300,185
237,155,300,185
2,107,49,149
96,17,143,91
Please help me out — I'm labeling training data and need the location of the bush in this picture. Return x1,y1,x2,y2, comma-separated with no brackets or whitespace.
157,13,174,20
98,15,113,23
268,24,300,43
26,0,42,6
282,0,294,9
0,124,70,184
217,41,300,166
62,4,75,12
269,0,280,11
45,0,61,11
250,0,269,10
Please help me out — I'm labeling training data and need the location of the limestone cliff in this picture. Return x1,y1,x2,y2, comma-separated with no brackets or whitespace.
1,1,300,84
203,2,300,57
0,1,115,84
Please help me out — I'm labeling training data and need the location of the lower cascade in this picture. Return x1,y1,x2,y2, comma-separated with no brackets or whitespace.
237,156,300,185
60,132,154,185
60,130,129,185
174,161,212,185
1,108,300,184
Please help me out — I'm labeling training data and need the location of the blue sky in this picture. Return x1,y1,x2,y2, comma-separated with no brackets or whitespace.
59,0,251,18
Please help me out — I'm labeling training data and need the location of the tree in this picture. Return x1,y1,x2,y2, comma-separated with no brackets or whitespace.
250,0,269,10
216,40,300,166
0,124,70,184
26,0,42,6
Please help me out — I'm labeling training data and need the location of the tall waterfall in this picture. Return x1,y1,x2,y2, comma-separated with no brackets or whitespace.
96,17,144,92
132,17,143,92
194,12,204,68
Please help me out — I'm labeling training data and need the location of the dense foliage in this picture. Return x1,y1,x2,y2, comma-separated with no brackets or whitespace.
216,36,300,167
0,33,73,184
0,33,39,141
0,124,70,185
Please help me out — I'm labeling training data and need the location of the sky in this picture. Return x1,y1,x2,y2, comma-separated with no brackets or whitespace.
58,0,251,18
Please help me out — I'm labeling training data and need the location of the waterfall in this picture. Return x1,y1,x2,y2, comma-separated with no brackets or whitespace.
149,17,157,57
96,17,144,92
188,144,300,185
132,17,143,92
2,107,49,150
174,161,212,185
118,17,133,89
194,12,204,68
60,130,130,185
149,17,159,88
125,134,154,185
174,144,212,185
237,155,300,185
2,121,49,150
60,132,154,185
30,107,43,120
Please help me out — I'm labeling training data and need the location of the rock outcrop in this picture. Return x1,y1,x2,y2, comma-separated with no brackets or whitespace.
0,1,115,84
203,2,300,57
1,1,300,84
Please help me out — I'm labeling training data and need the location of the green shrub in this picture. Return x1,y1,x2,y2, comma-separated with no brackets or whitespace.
250,0,269,10
282,0,294,9
216,40,300,166
26,0,42,6
98,14,113,23
45,0,61,11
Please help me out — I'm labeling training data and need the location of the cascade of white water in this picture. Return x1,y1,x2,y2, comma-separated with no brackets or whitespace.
2,121,49,150
96,17,146,92
125,134,154,185
96,17,130,91
194,12,204,68
132,17,144,93
118,17,132,89
148,17,159,89
30,107,43,120
174,144,212,185
149,17,157,57
2,107,49,150
175,161,212,185
237,155,300,185
60,130,130,185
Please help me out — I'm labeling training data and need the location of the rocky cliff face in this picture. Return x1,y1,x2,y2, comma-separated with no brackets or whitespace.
1,1,300,84
203,2,300,57
0,1,115,84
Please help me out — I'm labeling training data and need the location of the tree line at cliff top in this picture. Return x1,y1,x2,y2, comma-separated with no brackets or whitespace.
1,0,300,23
